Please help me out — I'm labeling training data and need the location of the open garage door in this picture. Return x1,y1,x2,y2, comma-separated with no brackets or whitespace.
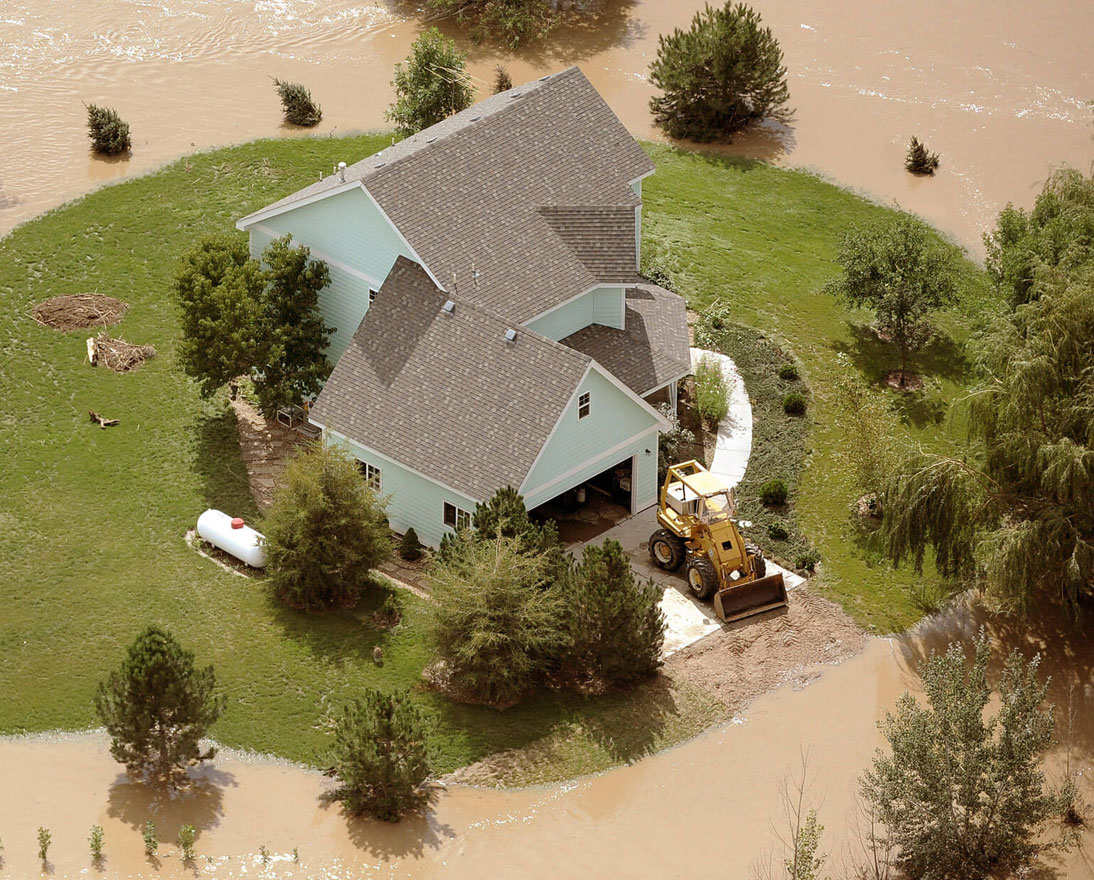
529,455,636,544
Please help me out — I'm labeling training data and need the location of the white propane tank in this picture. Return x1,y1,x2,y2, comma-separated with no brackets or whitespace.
196,509,267,568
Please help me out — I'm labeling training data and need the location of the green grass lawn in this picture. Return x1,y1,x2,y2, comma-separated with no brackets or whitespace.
0,135,723,779
0,133,989,776
641,143,998,631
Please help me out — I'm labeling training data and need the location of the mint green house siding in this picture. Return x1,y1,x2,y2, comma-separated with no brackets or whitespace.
245,187,419,362
521,367,662,512
524,286,625,341
326,429,480,549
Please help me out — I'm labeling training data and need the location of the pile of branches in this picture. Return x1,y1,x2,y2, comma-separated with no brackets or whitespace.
32,293,127,331
90,333,156,372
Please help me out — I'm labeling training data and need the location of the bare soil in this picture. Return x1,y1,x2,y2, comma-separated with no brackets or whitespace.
31,293,127,331
666,589,869,714
884,370,924,392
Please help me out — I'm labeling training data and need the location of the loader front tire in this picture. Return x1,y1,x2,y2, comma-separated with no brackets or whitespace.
649,529,685,571
686,556,718,600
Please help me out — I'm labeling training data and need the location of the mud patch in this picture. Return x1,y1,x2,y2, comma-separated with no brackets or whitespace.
884,370,924,392
666,589,868,713
31,293,127,331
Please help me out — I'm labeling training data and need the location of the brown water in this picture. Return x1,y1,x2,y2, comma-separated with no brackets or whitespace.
1,0,1092,251
3,603,1092,879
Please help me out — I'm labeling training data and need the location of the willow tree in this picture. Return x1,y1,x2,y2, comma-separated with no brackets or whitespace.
984,167,1094,308
883,267,1094,611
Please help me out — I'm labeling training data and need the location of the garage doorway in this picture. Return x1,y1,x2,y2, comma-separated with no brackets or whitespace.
529,455,636,545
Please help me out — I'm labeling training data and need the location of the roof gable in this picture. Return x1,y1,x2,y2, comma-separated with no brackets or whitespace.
308,258,595,500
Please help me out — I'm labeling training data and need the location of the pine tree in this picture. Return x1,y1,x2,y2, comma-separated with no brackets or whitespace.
331,689,433,821
428,533,569,705
86,104,131,155
823,214,958,387
254,235,333,416
904,136,939,175
386,28,474,136
272,78,322,126
861,631,1075,879
648,2,790,142
263,442,391,612
94,626,225,782
566,539,664,685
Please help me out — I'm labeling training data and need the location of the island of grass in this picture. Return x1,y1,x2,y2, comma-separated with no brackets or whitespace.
0,134,991,779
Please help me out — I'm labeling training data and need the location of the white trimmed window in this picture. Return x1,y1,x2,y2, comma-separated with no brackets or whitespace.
578,391,591,419
357,461,382,492
368,288,378,305
443,501,472,531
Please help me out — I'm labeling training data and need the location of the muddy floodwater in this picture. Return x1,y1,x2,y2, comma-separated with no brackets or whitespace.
2,602,1093,879
1,0,1092,250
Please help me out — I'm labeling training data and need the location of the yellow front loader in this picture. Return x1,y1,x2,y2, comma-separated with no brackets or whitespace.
649,461,788,623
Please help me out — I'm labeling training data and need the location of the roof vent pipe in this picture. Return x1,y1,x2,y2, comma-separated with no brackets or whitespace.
338,161,347,183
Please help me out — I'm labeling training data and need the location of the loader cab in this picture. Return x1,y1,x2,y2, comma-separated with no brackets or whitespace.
663,463,736,526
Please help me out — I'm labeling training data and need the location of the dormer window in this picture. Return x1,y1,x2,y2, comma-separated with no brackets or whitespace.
578,392,591,419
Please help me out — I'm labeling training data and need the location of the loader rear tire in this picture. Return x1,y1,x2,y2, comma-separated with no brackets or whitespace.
649,529,685,571
686,556,718,600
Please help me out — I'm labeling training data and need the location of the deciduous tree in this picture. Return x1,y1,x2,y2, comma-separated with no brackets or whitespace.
94,626,225,782
824,215,958,387
861,631,1075,879
387,28,474,136
649,2,789,142
427,0,553,48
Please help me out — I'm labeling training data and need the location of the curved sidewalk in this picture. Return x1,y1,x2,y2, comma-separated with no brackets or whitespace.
689,347,752,489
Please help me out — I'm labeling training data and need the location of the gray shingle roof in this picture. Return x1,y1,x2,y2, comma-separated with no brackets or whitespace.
240,67,654,322
309,258,592,500
537,206,639,284
560,284,692,396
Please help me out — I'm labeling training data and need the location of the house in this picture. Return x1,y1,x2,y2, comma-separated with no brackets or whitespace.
237,67,691,547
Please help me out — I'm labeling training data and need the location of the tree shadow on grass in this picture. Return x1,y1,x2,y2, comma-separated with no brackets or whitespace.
263,577,395,666
106,764,235,837
192,404,257,517
579,674,679,766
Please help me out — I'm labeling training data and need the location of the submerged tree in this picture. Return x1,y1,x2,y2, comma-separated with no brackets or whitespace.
386,28,474,136
493,64,513,94
330,689,433,821
86,104,131,155
824,215,958,387
648,2,789,142
95,626,225,781
272,78,322,127
264,442,391,612
904,136,939,175
984,167,1094,307
428,0,554,48
861,631,1075,879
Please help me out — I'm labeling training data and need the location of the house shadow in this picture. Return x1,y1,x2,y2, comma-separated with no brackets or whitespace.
106,764,236,838
317,794,456,861
191,405,258,516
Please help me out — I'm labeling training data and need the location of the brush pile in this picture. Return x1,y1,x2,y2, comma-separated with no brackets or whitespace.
89,333,156,372
31,294,127,331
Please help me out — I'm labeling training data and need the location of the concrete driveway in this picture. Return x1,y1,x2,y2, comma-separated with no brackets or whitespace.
566,506,805,658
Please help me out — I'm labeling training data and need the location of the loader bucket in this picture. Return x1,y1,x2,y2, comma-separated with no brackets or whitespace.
713,573,788,623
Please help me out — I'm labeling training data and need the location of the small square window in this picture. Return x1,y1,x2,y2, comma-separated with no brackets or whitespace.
443,501,472,531
357,461,381,492
368,288,378,305
578,391,591,419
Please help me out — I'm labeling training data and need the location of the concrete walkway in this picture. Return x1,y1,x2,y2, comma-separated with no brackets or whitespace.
689,346,752,489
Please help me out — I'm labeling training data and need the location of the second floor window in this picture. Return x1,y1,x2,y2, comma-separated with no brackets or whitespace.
578,391,591,419
357,461,381,492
